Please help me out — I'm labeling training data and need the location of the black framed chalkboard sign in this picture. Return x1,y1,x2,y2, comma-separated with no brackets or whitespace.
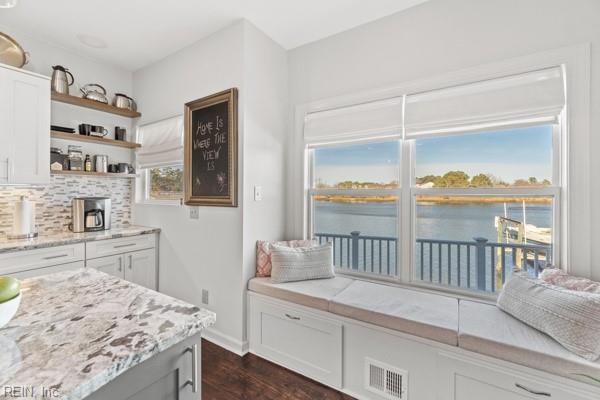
184,88,238,207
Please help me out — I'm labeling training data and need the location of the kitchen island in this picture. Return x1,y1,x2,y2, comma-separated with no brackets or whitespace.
0,268,216,400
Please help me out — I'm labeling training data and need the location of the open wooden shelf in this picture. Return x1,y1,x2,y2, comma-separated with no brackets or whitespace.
51,170,137,179
51,130,141,149
51,92,142,118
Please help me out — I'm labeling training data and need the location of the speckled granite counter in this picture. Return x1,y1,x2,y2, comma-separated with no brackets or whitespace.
0,268,215,399
0,225,160,254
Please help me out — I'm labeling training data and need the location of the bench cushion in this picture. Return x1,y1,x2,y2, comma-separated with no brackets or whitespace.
459,300,600,383
248,276,354,312
330,280,459,345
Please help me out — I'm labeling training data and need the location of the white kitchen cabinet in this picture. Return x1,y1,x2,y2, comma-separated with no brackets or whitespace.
0,243,85,276
86,234,156,259
11,261,85,280
248,293,343,389
0,63,50,184
86,254,124,278
88,249,157,290
124,249,156,290
437,352,596,400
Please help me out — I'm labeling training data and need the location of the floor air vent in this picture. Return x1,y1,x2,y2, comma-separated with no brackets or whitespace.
365,358,407,399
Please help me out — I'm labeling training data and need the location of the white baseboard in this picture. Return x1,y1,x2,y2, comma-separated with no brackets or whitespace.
202,328,249,356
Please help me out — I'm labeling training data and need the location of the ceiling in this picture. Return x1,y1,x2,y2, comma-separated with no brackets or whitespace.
0,0,427,71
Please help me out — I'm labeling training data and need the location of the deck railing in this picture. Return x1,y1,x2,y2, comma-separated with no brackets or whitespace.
314,232,552,292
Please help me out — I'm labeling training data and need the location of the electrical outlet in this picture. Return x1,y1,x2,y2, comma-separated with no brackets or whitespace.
189,207,199,219
201,289,209,305
254,185,263,201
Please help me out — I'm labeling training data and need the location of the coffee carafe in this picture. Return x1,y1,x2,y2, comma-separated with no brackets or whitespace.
51,65,74,95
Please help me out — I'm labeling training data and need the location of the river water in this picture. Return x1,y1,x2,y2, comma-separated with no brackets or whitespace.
314,201,552,242
314,200,553,286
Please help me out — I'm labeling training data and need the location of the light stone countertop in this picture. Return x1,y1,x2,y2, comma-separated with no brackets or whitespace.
0,225,161,254
0,268,215,400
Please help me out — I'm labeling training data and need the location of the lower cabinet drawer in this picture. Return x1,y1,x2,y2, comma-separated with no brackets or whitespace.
249,294,343,388
437,352,598,400
0,243,85,275
11,261,85,279
86,234,156,259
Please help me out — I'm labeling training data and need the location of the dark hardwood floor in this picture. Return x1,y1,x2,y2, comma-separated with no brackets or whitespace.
202,339,355,400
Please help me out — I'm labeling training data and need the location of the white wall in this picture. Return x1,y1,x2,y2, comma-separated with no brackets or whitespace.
287,0,600,279
132,20,287,351
132,22,245,351
241,22,288,339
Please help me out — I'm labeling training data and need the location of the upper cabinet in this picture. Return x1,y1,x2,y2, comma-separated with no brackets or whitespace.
0,64,50,185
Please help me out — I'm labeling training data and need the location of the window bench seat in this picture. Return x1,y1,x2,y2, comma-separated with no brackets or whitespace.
248,277,600,386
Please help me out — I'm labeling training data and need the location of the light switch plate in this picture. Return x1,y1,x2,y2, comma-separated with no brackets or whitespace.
189,207,199,219
254,185,263,201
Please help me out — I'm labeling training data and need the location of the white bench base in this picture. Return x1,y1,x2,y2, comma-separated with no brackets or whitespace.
248,291,600,400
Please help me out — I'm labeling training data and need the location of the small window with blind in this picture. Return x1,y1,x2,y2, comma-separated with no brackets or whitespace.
304,66,566,296
136,116,184,205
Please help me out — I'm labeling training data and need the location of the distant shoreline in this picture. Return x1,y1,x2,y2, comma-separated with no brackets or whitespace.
314,195,552,204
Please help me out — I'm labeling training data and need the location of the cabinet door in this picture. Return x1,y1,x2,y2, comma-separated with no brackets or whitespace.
4,67,50,184
84,333,201,400
437,352,597,400
87,254,125,279
124,249,157,290
0,68,9,183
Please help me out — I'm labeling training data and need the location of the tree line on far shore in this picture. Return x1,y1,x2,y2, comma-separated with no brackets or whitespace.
315,171,551,189
416,171,550,188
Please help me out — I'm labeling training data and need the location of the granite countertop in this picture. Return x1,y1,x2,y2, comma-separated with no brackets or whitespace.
0,225,161,254
0,269,216,400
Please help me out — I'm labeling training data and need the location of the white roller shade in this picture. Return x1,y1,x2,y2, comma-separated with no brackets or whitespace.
137,116,184,169
304,97,403,144
404,67,565,139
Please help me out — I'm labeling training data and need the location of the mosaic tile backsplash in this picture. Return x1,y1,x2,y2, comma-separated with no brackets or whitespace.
0,175,132,237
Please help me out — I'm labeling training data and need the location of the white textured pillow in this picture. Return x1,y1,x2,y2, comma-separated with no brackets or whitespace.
497,273,600,360
270,243,334,283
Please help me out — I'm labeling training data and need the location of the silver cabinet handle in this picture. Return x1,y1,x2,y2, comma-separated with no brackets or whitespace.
114,243,136,249
118,257,122,272
43,254,69,260
285,313,301,321
515,383,552,397
128,254,132,269
185,344,198,393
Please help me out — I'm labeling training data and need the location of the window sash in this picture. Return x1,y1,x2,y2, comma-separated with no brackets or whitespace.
409,189,559,297
139,165,184,206
308,190,401,279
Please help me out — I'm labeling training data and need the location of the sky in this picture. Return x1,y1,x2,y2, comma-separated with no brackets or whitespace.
314,125,553,185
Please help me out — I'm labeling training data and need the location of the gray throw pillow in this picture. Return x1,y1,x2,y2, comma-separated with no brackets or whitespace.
497,273,600,360
270,243,334,283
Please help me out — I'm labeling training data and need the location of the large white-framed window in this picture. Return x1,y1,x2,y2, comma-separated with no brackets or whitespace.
304,66,567,297
136,116,184,205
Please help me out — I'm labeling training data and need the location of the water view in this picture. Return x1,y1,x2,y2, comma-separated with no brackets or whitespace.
314,200,552,243
312,125,556,291
314,199,553,291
